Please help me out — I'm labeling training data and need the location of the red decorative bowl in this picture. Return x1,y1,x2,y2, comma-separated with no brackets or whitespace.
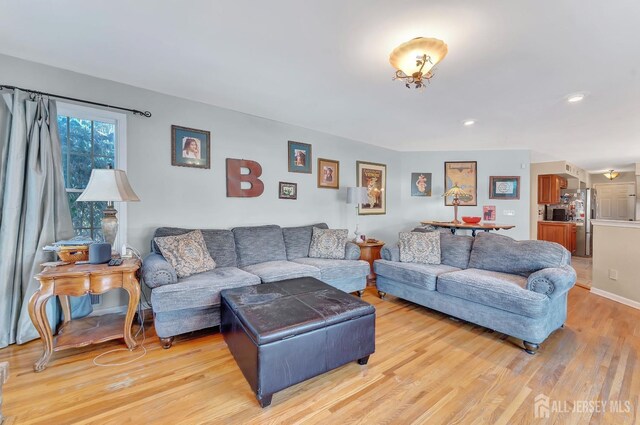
462,216,482,224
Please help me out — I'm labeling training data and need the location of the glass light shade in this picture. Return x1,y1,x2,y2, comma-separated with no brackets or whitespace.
389,37,448,76
77,169,140,202
603,170,619,180
443,185,469,199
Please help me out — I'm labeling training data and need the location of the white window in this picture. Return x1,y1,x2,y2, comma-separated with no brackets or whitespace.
56,103,128,247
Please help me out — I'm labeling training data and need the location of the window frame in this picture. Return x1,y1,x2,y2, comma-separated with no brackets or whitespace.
56,102,129,250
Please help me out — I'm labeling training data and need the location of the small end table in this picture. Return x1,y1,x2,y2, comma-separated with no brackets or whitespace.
29,259,141,372
357,241,385,285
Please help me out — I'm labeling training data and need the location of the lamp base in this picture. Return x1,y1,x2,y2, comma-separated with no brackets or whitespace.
102,207,118,246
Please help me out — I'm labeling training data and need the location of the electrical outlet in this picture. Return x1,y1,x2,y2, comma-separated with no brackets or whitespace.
503,210,515,216
609,269,618,280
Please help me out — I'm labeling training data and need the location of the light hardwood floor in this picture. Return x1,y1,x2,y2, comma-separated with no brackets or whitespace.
0,286,638,424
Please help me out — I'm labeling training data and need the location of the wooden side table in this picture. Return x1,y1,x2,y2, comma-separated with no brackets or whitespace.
29,259,141,372
357,241,385,285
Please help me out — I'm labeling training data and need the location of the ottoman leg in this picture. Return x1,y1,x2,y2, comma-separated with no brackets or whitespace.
357,355,370,365
257,393,273,408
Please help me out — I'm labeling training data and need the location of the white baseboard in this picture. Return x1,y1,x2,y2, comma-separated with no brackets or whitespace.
590,288,640,310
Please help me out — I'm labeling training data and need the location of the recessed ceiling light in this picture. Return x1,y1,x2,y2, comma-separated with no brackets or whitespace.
567,93,585,103
463,119,476,126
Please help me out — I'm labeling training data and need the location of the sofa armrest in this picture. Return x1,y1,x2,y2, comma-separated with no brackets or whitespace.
345,242,361,260
526,265,577,298
142,253,178,289
381,245,400,262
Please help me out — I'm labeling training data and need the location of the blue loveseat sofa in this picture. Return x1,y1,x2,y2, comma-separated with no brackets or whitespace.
141,223,369,348
373,230,577,354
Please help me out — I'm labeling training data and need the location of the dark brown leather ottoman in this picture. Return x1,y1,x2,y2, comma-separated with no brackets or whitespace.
220,277,375,407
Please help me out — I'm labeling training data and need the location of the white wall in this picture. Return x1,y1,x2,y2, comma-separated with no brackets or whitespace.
401,150,531,240
0,54,403,251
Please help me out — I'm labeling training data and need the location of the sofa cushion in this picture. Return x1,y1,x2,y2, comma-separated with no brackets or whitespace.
292,258,370,281
399,231,441,264
282,223,329,260
468,232,570,275
412,227,474,269
436,268,550,318
233,225,287,268
374,259,460,291
150,267,260,313
154,230,216,278
153,227,238,268
242,260,321,283
309,228,348,259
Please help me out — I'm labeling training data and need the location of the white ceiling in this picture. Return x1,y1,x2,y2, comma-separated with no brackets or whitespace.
1,0,639,172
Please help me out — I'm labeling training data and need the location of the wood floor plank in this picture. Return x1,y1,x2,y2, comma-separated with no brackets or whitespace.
0,286,638,424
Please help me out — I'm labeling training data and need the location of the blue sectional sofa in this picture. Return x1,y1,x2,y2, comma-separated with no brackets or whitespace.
141,223,369,348
374,230,577,354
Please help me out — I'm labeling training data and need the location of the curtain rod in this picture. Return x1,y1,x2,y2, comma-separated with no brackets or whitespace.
0,84,152,118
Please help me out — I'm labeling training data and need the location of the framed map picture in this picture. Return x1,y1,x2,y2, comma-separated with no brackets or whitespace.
357,161,386,215
411,172,432,196
171,125,211,169
444,161,477,206
490,176,520,200
288,141,312,173
317,158,339,189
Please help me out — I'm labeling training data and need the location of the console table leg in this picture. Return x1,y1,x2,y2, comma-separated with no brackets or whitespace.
28,283,55,372
472,229,477,237
122,274,141,350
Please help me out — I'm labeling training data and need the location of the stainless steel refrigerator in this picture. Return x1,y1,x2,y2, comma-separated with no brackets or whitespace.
562,188,596,257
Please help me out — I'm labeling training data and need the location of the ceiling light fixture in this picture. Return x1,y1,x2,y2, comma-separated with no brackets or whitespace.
603,169,619,180
389,37,448,90
567,93,585,103
463,119,476,126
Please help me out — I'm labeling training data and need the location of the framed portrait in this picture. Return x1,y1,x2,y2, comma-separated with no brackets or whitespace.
356,161,386,215
483,205,497,221
317,158,339,189
411,172,432,196
278,182,297,200
171,125,210,169
490,176,520,200
444,161,477,206
288,141,312,173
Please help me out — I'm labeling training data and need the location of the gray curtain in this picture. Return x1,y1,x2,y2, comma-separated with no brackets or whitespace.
0,89,91,348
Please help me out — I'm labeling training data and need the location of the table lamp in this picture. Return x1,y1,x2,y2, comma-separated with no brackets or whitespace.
77,166,140,246
443,184,470,224
346,187,369,241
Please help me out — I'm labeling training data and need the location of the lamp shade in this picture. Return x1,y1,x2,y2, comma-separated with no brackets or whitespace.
389,37,448,77
346,187,368,204
443,184,469,199
77,169,140,202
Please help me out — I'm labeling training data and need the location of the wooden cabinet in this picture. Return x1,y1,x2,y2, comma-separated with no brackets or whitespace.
537,174,566,204
537,222,576,253
357,241,385,285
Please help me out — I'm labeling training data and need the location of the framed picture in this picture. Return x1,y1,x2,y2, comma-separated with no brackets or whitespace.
444,161,477,206
278,182,297,200
317,158,339,189
483,205,496,221
490,176,520,200
411,172,432,196
288,141,312,173
171,125,211,169
356,161,386,215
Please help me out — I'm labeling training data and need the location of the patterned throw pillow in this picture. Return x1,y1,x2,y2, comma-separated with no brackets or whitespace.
154,230,216,278
399,231,441,264
308,228,348,260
